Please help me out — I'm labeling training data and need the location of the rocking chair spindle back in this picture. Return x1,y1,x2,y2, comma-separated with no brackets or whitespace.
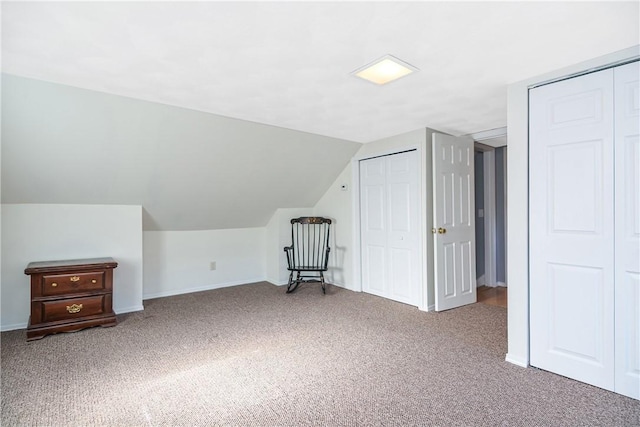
283,217,331,294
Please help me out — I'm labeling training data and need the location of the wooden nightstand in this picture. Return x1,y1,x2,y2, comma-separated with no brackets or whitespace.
25,257,118,341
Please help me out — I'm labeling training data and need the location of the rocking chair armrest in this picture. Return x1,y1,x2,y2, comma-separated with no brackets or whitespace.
283,245,294,269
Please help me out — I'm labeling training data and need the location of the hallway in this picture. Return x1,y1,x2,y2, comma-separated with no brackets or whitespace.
477,285,507,308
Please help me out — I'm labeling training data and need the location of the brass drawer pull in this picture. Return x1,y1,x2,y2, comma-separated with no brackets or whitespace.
66,304,83,314
51,283,58,287
70,276,80,282
91,279,97,283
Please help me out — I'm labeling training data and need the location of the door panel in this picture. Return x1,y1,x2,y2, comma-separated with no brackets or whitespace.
443,242,456,297
529,68,615,390
548,141,602,233
547,263,605,362
365,186,385,231
389,183,411,231
458,166,473,227
360,151,420,306
390,248,412,300
433,133,477,311
614,61,640,399
460,241,473,293
366,245,386,293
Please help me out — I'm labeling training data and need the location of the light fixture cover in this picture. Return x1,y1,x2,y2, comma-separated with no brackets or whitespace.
351,54,419,85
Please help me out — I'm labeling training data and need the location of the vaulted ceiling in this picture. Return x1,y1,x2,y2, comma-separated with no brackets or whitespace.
1,2,638,231
3,2,638,142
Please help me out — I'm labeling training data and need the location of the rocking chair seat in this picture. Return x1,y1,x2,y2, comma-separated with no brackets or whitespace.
292,266,328,271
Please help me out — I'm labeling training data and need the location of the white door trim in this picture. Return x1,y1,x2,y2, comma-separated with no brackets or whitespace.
351,141,428,310
470,127,507,144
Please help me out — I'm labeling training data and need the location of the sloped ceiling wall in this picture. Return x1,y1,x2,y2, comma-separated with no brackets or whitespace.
1,74,362,230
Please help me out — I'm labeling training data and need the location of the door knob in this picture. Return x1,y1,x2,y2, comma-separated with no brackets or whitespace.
438,228,447,234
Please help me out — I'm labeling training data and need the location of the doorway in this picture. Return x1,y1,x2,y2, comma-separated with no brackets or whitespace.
474,137,508,307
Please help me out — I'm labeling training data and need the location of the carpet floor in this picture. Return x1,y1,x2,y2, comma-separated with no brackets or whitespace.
1,282,638,426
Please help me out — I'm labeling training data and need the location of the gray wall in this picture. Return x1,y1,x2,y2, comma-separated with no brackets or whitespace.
474,151,485,279
495,147,506,283
1,74,361,231
475,147,507,285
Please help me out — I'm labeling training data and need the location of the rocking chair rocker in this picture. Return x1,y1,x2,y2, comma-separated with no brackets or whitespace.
284,217,331,294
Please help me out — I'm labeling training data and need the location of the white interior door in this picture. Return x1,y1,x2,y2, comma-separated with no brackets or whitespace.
432,133,477,311
360,150,420,306
614,61,640,400
529,68,615,391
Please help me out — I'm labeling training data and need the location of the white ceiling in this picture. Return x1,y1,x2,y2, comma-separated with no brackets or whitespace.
3,1,638,143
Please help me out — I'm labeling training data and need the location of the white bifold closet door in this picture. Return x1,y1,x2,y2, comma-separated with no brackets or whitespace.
529,61,639,399
360,150,420,306
613,62,640,400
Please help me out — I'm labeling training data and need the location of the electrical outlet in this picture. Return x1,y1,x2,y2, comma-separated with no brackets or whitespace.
210,261,216,270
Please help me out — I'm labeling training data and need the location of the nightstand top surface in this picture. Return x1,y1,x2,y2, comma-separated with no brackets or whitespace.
25,257,117,274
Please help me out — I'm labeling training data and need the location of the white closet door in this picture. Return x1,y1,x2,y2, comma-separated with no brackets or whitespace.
614,61,640,400
529,69,615,390
360,151,420,306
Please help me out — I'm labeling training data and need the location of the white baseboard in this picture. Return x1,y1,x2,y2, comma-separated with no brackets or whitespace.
476,274,486,286
497,281,507,287
143,277,266,300
1,322,28,332
266,278,288,286
483,282,503,288
115,305,145,314
505,353,528,368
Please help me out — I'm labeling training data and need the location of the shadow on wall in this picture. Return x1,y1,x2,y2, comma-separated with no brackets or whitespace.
329,245,346,285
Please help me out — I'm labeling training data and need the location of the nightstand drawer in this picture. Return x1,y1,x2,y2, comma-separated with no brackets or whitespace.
42,272,105,296
40,295,107,323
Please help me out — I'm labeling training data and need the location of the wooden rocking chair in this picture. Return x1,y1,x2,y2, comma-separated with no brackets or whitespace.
284,217,331,294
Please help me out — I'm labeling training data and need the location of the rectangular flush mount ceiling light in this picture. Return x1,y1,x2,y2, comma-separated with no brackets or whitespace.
351,54,419,85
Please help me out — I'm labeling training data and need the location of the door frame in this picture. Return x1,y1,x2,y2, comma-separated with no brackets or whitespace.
505,46,640,368
351,139,429,311
471,128,508,288
471,127,508,288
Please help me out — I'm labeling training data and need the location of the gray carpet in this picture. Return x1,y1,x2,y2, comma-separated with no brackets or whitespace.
1,282,638,426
